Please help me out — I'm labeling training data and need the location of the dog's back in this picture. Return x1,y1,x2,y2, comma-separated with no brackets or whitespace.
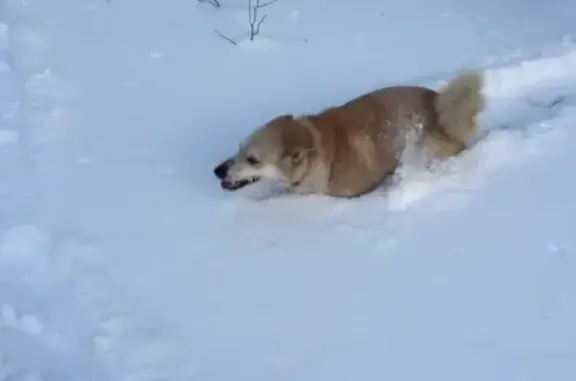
306,71,484,197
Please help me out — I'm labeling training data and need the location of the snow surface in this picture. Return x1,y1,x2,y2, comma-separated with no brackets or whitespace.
1,0,576,380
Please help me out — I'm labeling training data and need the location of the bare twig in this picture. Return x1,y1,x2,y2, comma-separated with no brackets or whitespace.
214,30,238,45
257,0,280,8
197,0,221,8
255,14,267,36
248,0,277,41
248,0,256,40
213,0,278,45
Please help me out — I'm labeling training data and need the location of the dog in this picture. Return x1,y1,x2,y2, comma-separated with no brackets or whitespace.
213,70,484,198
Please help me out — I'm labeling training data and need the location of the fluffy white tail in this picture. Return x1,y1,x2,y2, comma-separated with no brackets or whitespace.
435,70,485,145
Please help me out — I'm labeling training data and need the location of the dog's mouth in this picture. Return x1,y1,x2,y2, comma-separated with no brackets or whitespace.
221,176,260,191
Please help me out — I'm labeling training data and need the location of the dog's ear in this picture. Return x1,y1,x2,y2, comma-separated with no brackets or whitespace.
272,114,294,123
281,119,314,152
289,147,307,165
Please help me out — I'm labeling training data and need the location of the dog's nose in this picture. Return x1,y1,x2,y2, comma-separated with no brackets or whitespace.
213,161,230,179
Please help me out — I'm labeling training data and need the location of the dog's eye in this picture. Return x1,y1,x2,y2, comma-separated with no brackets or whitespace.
246,155,260,165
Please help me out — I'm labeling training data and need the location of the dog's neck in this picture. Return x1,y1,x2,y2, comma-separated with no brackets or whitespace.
289,117,333,194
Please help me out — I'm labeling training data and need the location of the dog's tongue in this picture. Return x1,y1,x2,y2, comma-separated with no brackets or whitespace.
220,180,236,190
221,179,246,191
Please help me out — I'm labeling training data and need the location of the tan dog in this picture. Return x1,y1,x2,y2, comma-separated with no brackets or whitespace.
213,70,484,198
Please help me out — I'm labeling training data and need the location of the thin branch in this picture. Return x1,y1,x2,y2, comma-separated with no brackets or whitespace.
257,0,279,8
214,0,278,45
248,0,257,40
248,0,256,26
255,14,267,35
247,0,277,41
197,0,221,8
214,30,238,45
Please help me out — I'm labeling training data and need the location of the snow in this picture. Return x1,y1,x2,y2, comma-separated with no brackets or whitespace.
1,0,576,380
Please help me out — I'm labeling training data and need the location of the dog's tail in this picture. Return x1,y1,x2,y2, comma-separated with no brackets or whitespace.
434,70,485,146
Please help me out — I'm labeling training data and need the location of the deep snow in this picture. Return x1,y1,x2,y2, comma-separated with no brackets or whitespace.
1,0,576,380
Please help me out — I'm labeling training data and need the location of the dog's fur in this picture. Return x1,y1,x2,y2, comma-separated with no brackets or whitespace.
214,70,484,197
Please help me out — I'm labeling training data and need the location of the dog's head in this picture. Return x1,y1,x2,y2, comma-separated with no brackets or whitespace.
213,114,317,191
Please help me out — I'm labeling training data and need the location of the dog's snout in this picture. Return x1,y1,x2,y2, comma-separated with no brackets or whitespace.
214,159,231,179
